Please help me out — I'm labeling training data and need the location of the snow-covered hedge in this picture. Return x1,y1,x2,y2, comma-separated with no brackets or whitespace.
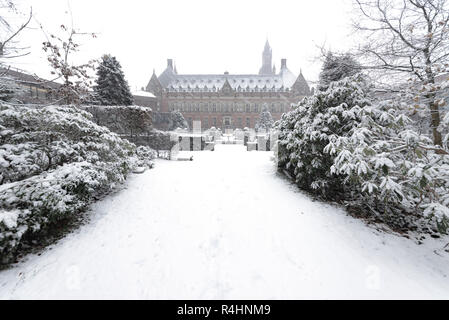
276,74,449,232
0,105,155,264
132,129,176,153
82,105,152,136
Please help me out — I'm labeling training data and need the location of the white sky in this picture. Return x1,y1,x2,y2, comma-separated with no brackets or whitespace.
9,0,356,90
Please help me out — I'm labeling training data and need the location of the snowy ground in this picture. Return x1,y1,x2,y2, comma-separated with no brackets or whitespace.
0,144,448,299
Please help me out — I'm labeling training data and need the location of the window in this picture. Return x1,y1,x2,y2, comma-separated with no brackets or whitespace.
237,117,242,127
246,117,250,127
213,117,217,126
212,103,216,112
246,104,250,113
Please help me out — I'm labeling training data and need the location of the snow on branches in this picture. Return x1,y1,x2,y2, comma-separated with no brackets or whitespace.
168,110,189,131
276,73,449,233
42,24,97,105
276,74,371,199
0,104,156,264
93,54,134,106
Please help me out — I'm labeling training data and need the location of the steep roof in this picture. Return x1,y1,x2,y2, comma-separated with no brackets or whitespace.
151,57,310,94
158,66,177,88
291,71,311,95
162,73,297,91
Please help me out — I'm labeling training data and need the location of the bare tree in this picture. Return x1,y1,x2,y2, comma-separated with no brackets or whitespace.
353,0,449,146
0,1,32,103
42,24,97,105
0,0,32,59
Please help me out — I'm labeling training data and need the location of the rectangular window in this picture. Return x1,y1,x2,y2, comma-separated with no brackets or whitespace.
213,117,217,126
246,117,250,127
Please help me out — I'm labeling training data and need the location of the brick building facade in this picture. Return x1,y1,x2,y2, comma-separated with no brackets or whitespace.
145,41,311,130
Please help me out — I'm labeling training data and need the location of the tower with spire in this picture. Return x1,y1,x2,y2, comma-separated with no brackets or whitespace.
259,40,274,75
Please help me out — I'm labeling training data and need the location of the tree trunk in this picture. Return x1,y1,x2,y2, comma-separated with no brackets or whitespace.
430,102,442,147
424,55,443,147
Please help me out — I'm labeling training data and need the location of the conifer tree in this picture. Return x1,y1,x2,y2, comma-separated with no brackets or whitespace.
256,107,274,132
94,54,134,106
318,52,360,91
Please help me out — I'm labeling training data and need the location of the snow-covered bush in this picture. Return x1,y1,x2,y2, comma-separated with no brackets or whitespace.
276,74,371,199
168,110,189,131
136,130,175,153
328,100,449,231
0,104,155,264
276,73,449,233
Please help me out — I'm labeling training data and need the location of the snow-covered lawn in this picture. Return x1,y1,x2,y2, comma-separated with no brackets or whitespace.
0,145,448,299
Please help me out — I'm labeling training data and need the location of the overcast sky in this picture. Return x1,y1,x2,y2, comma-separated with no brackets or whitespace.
10,0,356,90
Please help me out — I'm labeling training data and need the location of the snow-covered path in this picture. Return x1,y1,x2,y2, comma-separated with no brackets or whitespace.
1,145,448,299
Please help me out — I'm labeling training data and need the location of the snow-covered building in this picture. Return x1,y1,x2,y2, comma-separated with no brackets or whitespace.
0,67,61,104
145,41,311,130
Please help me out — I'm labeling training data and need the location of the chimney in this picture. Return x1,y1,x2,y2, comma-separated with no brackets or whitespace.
281,59,287,69
167,59,173,69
